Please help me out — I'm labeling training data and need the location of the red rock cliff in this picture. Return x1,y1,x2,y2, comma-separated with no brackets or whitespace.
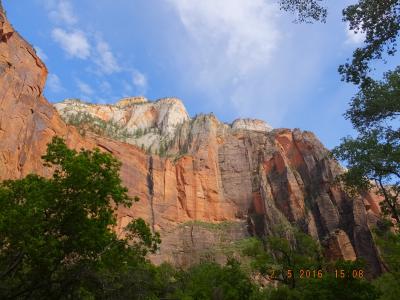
0,6,383,275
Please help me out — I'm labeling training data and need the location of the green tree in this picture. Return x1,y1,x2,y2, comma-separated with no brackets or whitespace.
241,229,380,299
317,1,400,226
170,258,262,300
280,0,399,85
333,68,400,228
326,0,400,298
0,137,160,299
159,140,167,157
371,221,400,300
339,0,400,86
241,226,322,288
279,0,327,23
265,260,379,300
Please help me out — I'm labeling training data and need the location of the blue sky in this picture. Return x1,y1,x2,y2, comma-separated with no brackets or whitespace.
4,0,372,148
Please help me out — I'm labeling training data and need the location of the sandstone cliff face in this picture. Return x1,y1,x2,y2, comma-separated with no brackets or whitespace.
0,6,384,275
0,8,92,181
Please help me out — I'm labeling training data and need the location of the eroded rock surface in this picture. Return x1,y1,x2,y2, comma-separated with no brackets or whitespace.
54,96,190,151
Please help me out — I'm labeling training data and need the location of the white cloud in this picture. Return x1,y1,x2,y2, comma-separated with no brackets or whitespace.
76,80,94,96
345,23,365,45
52,28,91,59
166,0,282,121
47,73,63,93
34,46,48,61
42,0,149,102
132,70,148,92
94,38,121,74
167,0,279,78
48,0,78,25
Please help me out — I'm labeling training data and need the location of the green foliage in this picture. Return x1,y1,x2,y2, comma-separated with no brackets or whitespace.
332,131,397,191
279,0,327,23
374,224,400,273
372,222,400,300
331,0,400,227
333,68,400,226
240,237,272,275
345,67,400,130
374,273,400,300
64,112,136,142
159,140,168,157
169,259,263,300
0,137,160,299
240,234,380,299
334,2,400,213
339,0,400,86
332,3,400,297
264,261,380,300
241,226,323,288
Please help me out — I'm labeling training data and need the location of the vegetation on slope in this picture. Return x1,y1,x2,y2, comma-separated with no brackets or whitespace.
64,112,137,141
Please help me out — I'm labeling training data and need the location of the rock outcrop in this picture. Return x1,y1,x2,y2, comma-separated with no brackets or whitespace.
0,5,384,276
231,118,273,132
54,96,190,152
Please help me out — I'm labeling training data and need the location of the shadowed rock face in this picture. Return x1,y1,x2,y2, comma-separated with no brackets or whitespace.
0,7,384,275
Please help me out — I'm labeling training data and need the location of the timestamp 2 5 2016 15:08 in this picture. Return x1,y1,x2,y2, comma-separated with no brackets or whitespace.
267,269,365,280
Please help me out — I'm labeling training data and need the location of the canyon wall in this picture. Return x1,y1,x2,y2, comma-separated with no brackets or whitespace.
0,6,384,276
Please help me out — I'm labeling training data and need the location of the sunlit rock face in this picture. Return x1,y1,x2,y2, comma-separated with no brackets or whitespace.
54,96,190,152
0,5,384,275
231,118,273,132
0,6,94,181
55,96,190,136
